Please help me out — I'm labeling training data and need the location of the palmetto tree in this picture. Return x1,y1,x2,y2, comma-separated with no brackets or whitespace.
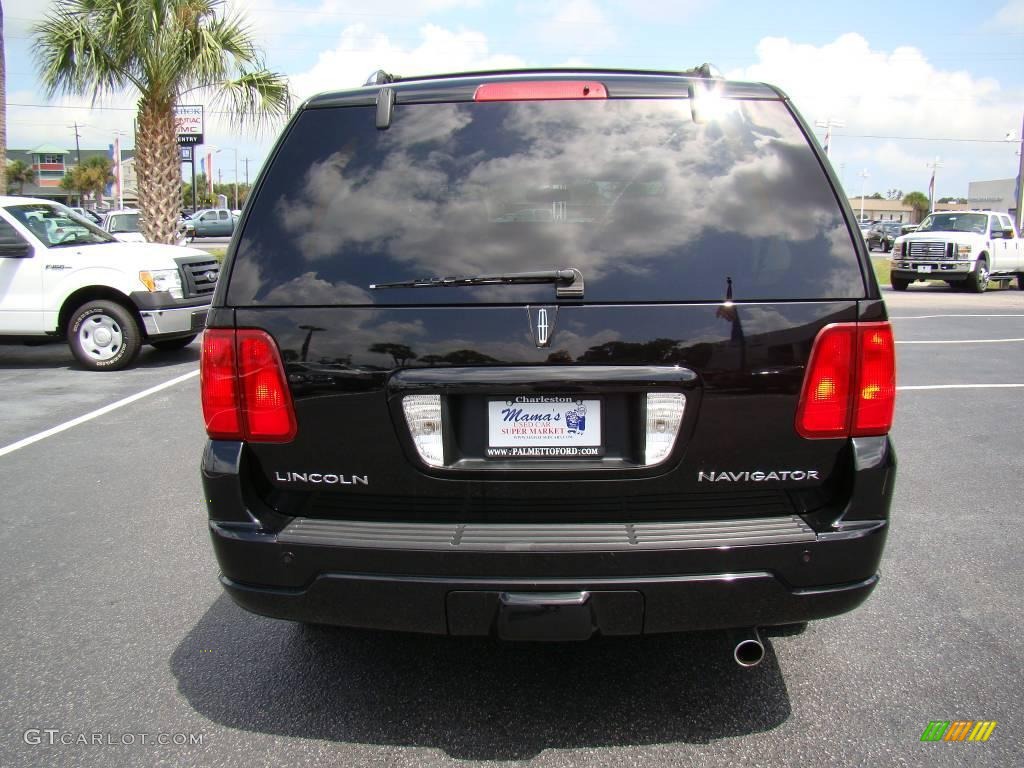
64,155,114,206
6,159,34,194
32,0,290,243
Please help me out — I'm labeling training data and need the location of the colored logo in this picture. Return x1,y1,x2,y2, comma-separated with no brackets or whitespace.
920,721,997,742
565,405,587,434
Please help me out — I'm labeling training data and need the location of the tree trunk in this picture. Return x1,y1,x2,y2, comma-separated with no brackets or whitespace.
135,97,181,244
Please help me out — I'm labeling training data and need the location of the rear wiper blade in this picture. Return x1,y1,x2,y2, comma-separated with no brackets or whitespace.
370,268,584,298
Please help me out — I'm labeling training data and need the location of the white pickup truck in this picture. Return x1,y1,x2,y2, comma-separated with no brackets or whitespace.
890,210,1024,292
0,197,219,370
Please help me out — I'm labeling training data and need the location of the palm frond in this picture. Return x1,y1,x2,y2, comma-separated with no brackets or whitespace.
210,68,293,134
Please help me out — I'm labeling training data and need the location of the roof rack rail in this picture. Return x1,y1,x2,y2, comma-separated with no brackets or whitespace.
364,70,397,86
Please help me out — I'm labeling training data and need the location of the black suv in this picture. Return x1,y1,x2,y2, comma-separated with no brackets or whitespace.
201,68,895,664
866,221,903,253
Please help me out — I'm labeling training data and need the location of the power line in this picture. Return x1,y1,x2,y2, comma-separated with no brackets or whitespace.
837,133,1022,144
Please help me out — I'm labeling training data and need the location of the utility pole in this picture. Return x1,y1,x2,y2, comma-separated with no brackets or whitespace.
67,121,85,167
814,117,845,160
858,169,870,222
244,157,250,187
926,157,943,213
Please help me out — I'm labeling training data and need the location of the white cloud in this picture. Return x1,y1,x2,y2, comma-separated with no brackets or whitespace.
727,33,1022,194
533,0,618,54
992,0,1024,29
233,0,484,52
290,23,525,100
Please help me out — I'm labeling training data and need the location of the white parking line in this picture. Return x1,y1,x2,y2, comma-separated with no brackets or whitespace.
898,384,1024,391
0,370,199,459
891,314,1024,320
895,338,1024,344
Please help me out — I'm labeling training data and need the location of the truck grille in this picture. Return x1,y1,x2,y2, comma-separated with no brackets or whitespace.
177,257,221,298
908,241,951,260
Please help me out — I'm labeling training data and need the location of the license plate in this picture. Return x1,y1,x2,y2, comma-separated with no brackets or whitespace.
487,397,602,458
916,265,932,274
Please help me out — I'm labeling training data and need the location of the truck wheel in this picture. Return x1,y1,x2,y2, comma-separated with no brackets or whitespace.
1017,274,1024,290
151,335,197,351
880,240,889,253
891,278,910,291
67,300,142,371
965,258,989,293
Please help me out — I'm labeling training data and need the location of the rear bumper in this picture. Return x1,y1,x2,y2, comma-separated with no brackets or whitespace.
204,435,894,637
219,568,879,638
209,512,889,638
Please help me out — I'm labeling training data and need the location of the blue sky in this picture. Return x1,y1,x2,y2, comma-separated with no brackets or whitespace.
4,0,1024,199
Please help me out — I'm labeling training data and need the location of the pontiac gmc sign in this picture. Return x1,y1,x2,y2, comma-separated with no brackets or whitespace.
175,105,204,146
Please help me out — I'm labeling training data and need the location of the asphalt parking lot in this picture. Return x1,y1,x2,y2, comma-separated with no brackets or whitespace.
1,285,1022,767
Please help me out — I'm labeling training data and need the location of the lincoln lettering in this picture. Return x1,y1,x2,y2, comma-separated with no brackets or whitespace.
274,472,369,485
698,470,820,482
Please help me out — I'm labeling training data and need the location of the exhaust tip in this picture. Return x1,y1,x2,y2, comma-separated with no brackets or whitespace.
730,628,765,668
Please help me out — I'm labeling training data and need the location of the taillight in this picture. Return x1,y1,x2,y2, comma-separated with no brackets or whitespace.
200,329,296,442
474,81,608,102
796,322,895,439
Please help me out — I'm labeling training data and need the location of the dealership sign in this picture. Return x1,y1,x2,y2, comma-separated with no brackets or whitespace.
174,105,204,146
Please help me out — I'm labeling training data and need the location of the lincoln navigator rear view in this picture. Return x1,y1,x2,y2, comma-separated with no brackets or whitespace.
200,68,896,662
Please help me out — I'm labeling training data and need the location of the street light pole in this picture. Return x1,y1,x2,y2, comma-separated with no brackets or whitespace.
926,157,943,214
112,129,130,210
859,169,870,222
1014,113,1024,235
814,117,845,160
214,146,239,209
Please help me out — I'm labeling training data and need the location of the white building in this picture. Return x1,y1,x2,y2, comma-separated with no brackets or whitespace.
967,178,1018,219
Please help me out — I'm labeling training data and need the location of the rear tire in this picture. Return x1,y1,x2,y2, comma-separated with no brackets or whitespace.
67,300,142,371
151,334,198,351
880,240,889,253
891,278,910,291
965,258,989,293
1017,274,1024,290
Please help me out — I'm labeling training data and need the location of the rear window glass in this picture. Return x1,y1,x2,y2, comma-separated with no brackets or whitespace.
229,98,863,305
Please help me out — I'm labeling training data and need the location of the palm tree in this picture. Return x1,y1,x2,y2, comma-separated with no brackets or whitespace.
32,0,290,243
64,156,115,206
901,191,930,223
6,159,34,194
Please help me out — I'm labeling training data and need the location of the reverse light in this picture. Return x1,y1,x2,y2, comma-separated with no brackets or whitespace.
401,395,444,467
200,329,296,442
852,323,896,436
796,322,895,439
474,81,607,102
644,393,686,466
